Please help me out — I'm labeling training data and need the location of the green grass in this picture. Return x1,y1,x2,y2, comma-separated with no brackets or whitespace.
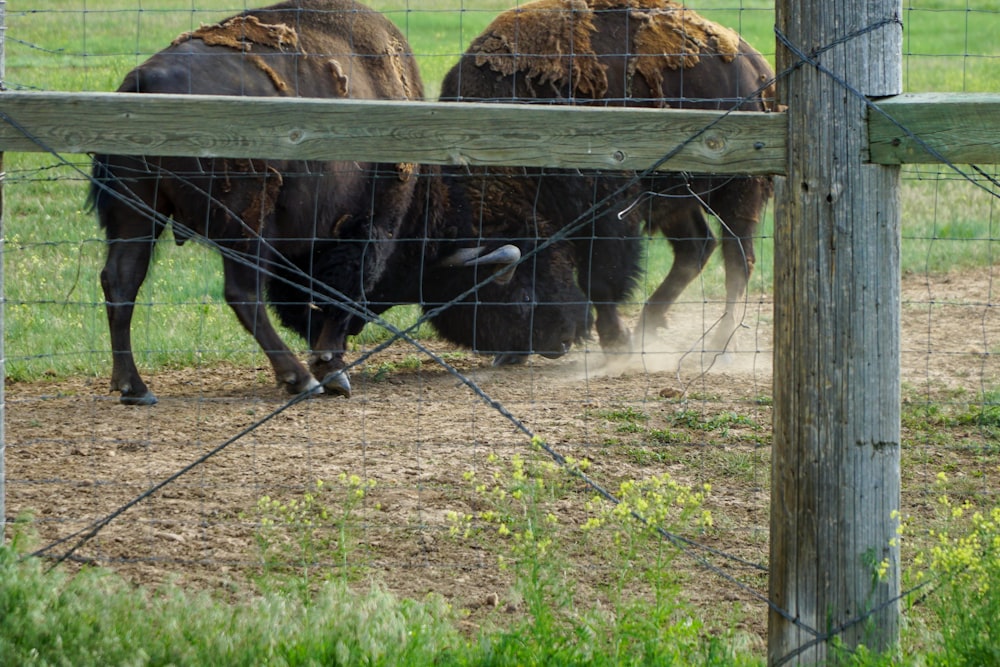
5,453,1000,665
0,462,766,666
1,532,468,667
902,385,1000,447
903,0,1000,92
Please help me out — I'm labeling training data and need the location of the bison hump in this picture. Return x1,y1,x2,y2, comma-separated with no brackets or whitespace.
170,15,302,95
469,0,608,98
628,3,742,100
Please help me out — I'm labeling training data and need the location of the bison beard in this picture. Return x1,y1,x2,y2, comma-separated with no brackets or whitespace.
439,0,777,358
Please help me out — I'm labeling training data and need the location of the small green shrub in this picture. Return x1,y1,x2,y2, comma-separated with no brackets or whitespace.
446,447,751,665
899,473,1000,666
250,475,375,597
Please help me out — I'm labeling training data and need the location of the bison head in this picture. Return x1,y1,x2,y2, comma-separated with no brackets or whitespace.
424,239,591,364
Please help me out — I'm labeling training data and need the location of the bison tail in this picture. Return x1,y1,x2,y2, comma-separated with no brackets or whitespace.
86,153,115,224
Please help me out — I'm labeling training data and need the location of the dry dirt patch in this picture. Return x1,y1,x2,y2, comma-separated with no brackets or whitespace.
4,268,998,641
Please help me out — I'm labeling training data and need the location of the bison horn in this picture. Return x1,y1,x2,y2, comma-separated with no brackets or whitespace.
437,244,522,285
471,244,521,268
436,244,521,268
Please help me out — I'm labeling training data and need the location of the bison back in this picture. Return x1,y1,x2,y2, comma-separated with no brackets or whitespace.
439,0,774,110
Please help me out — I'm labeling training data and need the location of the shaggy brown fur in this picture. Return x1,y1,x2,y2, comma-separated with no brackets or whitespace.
471,0,607,97
619,0,741,66
385,36,418,101
466,0,751,99
171,3,419,101
233,160,284,236
172,15,300,52
628,2,743,98
326,58,350,96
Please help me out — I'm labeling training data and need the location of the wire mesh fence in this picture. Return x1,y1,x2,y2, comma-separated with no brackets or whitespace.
1,0,998,656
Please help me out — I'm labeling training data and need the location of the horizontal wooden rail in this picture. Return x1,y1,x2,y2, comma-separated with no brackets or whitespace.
0,90,784,174
868,93,1000,166
1,91,997,171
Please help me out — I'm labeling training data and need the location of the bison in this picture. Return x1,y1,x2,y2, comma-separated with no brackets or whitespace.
90,0,525,405
91,0,609,405
439,0,777,357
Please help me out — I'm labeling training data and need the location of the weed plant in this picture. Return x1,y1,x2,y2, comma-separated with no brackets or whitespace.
890,472,1000,666
445,448,753,664
249,475,375,598
4,467,1000,663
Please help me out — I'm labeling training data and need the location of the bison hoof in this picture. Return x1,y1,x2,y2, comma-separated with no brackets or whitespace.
120,391,158,406
539,341,572,360
321,370,351,398
492,353,529,367
286,376,324,398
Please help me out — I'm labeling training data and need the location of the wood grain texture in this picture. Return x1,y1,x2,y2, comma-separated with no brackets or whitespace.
870,93,1000,165
0,91,785,174
770,0,903,662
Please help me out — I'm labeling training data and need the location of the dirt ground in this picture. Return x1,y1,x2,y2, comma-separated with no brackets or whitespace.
4,268,999,644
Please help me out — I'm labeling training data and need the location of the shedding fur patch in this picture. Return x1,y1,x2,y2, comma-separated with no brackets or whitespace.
630,1,741,71
327,59,350,97
630,3,741,99
396,162,416,183
589,0,745,101
250,55,293,93
470,0,608,98
173,15,299,52
386,36,417,101
173,15,301,93
225,159,283,236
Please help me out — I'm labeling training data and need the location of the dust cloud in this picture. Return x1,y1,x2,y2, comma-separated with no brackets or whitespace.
561,301,776,396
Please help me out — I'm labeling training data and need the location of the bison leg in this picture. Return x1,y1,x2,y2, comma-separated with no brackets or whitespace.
592,303,630,357
582,268,633,354
306,313,353,398
101,234,162,405
711,217,757,352
221,256,322,397
636,206,717,347
574,233,641,356
704,177,768,352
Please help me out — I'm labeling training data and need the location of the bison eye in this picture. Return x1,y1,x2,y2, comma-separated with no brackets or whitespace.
513,288,534,316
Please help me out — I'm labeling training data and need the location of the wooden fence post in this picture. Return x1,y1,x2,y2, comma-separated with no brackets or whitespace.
769,0,903,662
